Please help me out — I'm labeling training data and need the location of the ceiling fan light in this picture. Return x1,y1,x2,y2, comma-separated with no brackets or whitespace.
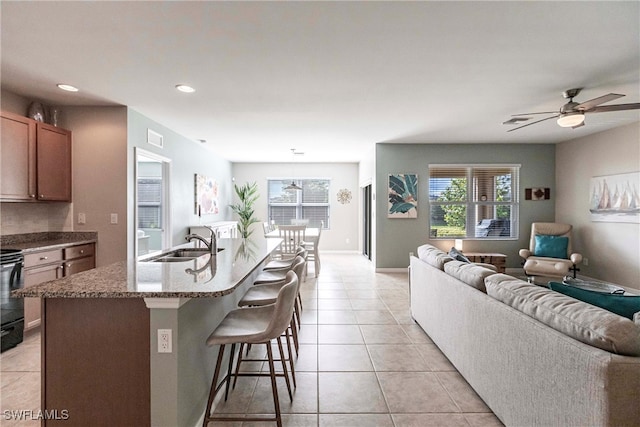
557,113,585,128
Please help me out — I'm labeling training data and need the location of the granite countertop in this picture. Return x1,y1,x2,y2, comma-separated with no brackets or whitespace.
13,236,282,299
0,231,98,253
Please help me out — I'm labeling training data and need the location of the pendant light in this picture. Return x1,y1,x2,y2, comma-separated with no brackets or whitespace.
285,148,303,191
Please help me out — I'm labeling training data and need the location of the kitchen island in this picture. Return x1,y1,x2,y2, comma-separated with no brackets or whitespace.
14,236,282,427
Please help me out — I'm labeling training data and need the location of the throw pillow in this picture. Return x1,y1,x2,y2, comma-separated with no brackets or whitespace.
449,247,471,263
549,282,640,320
534,235,569,259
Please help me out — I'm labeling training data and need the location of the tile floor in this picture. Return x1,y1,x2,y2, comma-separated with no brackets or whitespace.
0,252,504,426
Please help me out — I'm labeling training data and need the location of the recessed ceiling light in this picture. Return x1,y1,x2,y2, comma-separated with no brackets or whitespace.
175,84,195,93
57,84,79,92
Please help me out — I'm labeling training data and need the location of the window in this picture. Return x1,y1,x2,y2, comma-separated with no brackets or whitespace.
268,179,330,228
428,165,519,239
137,177,162,229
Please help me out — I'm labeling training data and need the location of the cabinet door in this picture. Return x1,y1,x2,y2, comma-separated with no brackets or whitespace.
24,263,64,330
0,112,36,200
36,123,71,201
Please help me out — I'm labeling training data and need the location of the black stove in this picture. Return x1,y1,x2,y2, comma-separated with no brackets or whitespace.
1,248,24,352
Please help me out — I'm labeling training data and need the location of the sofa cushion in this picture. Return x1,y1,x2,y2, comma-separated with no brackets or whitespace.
549,281,640,320
417,244,453,270
444,260,496,292
534,235,569,259
485,275,640,356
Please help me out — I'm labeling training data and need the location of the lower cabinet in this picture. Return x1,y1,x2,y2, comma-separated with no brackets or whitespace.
23,243,95,330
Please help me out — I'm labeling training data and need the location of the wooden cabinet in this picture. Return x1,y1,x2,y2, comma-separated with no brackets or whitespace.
0,111,72,202
23,243,95,330
464,252,507,274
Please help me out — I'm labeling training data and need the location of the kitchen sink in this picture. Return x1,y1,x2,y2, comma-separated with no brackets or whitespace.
142,248,224,263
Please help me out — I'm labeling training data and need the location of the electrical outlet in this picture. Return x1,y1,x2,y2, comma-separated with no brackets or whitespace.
110,213,118,224
158,329,172,353
78,213,86,225
583,257,589,266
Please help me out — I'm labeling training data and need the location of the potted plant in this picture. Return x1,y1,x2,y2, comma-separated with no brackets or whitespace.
229,182,260,238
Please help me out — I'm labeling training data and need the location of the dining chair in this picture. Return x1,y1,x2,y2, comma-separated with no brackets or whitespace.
278,225,306,256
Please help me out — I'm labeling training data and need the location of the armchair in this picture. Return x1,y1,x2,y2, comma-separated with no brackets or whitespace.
519,222,582,280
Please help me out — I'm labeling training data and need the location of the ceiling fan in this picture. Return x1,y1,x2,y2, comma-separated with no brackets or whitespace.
504,88,640,132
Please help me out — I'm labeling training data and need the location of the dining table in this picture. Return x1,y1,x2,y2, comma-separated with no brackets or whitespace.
265,227,320,246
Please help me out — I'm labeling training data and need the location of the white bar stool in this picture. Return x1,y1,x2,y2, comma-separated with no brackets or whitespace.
202,272,299,427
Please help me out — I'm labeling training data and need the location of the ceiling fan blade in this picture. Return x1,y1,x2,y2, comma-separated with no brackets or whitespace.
588,103,640,113
512,111,557,116
506,115,559,132
576,93,624,111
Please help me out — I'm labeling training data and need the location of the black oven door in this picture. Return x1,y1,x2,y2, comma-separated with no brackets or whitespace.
1,258,25,352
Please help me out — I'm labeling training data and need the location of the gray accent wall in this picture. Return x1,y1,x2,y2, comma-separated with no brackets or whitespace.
375,143,556,269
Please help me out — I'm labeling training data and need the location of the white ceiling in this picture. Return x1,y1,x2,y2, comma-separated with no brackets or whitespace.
2,1,639,163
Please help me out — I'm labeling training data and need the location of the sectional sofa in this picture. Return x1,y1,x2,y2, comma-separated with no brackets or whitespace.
409,244,640,427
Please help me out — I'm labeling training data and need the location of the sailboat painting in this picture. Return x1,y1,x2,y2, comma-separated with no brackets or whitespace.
589,172,640,223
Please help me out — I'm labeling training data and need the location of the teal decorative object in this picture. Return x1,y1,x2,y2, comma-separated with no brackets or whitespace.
534,235,568,259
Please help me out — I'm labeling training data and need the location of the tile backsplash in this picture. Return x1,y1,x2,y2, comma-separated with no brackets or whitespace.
0,202,73,235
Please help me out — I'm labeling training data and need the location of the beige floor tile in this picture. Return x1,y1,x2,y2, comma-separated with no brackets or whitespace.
299,297,318,310
377,372,460,413
248,372,317,414
319,413,394,426
292,344,317,372
213,376,259,414
359,325,412,344
415,343,457,371
300,309,318,324
401,323,434,343
318,325,364,344
345,289,380,299
317,289,349,299
436,372,491,413
392,413,471,426
367,344,432,372
318,344,373,371
349,298,389,310
317,310,358,325
319,372,388,413
297,326,318,344
464,413,505,426
354,310,398,325
316,299,352,310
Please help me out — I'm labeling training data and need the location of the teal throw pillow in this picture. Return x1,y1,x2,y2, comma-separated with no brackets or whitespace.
549,282,640,320
534,235,568,259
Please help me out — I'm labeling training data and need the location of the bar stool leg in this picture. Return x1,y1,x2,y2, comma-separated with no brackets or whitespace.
203,344,226,427
223,343,236,401
284,327,296,388
265,343,282,427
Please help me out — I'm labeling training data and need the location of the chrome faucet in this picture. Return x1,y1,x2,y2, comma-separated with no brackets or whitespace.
185,226,217,255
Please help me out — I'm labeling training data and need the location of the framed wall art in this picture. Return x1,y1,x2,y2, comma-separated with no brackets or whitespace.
194,174,219,215
589,171,639,223
388,173,418,218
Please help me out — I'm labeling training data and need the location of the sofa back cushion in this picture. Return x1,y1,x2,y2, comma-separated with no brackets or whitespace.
485,275,640,356
444,260,496,292
417,244,453,270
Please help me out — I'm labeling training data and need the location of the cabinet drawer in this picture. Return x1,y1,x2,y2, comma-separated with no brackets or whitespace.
24,249,63,268
65,243,94,260
65,256,95,275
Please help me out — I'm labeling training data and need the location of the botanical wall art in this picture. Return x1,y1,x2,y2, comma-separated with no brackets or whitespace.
388,173,418,218
589,171,639,223
195,174,219,215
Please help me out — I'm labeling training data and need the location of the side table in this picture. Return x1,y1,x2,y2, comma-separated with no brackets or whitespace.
464,252,507,273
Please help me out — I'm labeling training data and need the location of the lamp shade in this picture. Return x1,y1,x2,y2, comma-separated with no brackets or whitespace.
557,113,585,128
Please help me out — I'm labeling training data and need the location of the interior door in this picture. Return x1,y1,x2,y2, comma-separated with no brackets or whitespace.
362,184,372,260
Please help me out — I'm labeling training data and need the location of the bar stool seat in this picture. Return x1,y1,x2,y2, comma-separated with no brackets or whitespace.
203,272,298,427
254,251,306,285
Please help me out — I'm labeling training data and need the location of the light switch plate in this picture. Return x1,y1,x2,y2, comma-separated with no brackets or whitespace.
78,213,86,225
110,213,118,224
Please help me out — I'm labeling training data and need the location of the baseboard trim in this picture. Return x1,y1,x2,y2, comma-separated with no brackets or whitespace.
375,267,409,273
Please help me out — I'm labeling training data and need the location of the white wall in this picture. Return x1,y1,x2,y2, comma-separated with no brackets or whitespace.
232,162,360,251
556,122,640,290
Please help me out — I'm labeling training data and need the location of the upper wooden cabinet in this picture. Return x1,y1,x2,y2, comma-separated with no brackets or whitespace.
1,111,72,202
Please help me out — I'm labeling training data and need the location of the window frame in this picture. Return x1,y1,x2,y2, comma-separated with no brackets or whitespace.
428,164,520,240
267,178,331,229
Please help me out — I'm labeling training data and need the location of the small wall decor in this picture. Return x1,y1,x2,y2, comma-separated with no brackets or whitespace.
525,188,550,200
194,174,219,215
337,188,352,204
147,129,164,148
589,172,639,223
388,173,418,218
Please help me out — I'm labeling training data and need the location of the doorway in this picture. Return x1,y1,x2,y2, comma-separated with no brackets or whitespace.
134,148,171,256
